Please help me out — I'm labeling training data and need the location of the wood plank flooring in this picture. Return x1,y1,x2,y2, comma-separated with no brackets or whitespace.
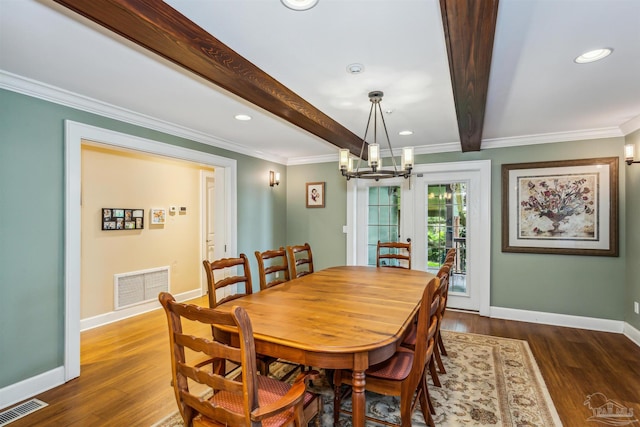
6,296,640,426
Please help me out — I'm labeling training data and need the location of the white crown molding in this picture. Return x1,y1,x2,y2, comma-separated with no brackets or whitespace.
620,114,640,135
0,70,287,165
481,127,624,150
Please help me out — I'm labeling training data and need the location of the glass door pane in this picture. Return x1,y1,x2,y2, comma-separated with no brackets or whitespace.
426,182,467,294
367,186,401,266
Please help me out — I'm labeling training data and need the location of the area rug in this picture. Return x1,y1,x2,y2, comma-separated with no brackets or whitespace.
153,331,562,426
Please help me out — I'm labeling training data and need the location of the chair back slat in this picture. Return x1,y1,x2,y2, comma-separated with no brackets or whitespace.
202,254,253,309
255,247,290,290
286,243,314,278
376,240,412,269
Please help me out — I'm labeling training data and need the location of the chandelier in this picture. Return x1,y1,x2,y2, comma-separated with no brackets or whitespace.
339,91,413,181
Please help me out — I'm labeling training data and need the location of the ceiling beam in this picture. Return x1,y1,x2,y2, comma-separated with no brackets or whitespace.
440,0,499,152
53,0,364,156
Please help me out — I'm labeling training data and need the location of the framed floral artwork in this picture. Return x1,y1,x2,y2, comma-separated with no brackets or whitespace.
306,182,325,208
151,208,166,225
502,157,618,256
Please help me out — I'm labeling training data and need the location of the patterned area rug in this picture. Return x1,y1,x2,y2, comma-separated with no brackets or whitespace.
153,331,562,426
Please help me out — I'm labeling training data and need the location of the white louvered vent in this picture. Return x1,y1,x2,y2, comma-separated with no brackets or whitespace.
0,399,48,426
114,266,170,310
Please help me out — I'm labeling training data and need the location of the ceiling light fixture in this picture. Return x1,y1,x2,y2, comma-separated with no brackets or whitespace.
281,0,319,11
234,114,252,121
339,91,413,181
574,48,613,64
399,130,413,136
347,63,365,74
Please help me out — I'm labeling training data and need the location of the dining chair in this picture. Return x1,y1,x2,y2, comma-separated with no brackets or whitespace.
439,249,456,358
376,240,412,269
158,292,322,427
286,243,314,278
202,254,276,376
332,277,441,427
402,263,451,387
255,247,290,290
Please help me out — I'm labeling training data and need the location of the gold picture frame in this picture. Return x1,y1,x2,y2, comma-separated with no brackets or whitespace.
306,182,325,208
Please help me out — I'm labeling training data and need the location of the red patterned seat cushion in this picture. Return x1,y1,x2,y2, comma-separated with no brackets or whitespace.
366,347,414,381
207,375,314,427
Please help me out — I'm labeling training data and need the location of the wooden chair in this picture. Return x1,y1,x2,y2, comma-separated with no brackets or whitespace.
202,254,275,376
286,243,314,278
402,263,451,387
438,248,456,358
202,254,254,309
255,247,290,290
376,240,411,269
159,292,321,427
332,277,441,427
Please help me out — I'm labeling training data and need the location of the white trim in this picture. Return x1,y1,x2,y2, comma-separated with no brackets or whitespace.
490,306,624,333
3,71,633,169
80,289,202,332
623,322,640,347
0,367,64,410
620,114,640,135
64,120,238,383
0,70,286,165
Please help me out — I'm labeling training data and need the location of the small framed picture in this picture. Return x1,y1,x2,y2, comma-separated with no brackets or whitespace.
306,182,325,208
151,208,166,225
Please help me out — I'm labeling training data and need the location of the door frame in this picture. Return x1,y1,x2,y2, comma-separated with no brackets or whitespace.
65,120,237,381
200,170,227,294
345,160,491,315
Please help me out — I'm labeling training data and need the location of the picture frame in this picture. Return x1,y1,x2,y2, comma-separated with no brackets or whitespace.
150,208,167,225
102,208,144,230
306,182,325,208
501,157,618,256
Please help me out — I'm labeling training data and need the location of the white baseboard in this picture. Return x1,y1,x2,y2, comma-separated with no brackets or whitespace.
623,322,640,347
490,306,624,333
81,289,203,331
1,289,203,410
0,367,64,411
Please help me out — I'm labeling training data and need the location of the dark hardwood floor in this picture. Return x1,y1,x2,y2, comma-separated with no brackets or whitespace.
6,296,640,426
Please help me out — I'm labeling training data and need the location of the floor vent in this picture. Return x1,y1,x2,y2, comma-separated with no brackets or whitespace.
0,399,48,426
115,266,170,310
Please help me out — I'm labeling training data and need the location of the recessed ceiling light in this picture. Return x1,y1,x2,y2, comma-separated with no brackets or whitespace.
346,63,365,74
574,48,613,64
234,114,252,121
399,130,413,136
281,0,319,11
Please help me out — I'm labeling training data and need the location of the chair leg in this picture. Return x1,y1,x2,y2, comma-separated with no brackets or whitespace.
419,374,436,427
438,333,447,356
429,357,441,387
434,341,446,374
332,371,343,425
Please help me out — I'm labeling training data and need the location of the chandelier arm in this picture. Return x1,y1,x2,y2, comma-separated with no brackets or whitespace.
355,102,375,172
377,101,399,172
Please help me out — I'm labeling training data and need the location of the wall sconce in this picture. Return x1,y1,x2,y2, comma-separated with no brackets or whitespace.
269,170,280,187
624,144,639,165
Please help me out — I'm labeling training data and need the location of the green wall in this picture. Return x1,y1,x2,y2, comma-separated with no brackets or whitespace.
287,138,631,321
0,89,286,387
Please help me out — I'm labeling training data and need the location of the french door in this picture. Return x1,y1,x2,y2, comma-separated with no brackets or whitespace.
347,160,491,315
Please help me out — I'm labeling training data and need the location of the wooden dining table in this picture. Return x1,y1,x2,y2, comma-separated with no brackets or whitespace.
215,265,436,427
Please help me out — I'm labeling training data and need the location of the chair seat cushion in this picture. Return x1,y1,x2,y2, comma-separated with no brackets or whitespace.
208,375,315,427
366,347,414,381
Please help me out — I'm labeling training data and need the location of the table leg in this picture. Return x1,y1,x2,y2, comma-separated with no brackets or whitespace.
351,369,366,427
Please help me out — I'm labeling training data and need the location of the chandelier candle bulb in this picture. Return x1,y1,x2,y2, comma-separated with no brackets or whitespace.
368,143,380,170
401,147,414,170
339,148,350,171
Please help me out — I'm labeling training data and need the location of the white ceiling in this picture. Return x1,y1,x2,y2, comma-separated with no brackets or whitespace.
1,0,639,165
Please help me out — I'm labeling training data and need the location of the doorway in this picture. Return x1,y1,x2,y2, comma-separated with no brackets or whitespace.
65,121,237,381
346,160,490,314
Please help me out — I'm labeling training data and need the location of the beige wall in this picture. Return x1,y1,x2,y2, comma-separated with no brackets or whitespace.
80,142,212,318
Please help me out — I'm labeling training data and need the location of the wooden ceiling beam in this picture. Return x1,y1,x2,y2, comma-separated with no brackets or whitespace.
440,0,499,152
53,0,363,156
